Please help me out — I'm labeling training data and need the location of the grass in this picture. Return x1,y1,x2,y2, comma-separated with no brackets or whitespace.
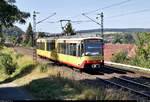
0,47,133,100
23,74,131,100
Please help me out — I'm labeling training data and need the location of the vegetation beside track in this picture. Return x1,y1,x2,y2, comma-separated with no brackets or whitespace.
111,32,150,70
0,47,132,100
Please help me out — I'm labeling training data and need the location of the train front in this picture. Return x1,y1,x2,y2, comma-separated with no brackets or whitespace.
82,38,104,70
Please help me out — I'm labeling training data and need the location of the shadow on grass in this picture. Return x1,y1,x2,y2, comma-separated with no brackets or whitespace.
19,74,135,100
0,64,36,84
21,76,82,100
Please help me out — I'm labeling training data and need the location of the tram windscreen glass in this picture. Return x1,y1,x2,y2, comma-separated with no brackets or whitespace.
84,39,103,56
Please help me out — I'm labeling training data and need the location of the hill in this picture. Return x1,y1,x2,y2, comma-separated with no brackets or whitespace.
76,28,150,33
2,26,24,37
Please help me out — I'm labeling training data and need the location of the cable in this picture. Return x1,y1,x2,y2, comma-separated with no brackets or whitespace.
106,8,150,19
36,13,56,24
69,0,132,19
84,0,132,15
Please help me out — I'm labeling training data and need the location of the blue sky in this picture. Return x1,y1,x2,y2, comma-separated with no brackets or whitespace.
15,0,150,33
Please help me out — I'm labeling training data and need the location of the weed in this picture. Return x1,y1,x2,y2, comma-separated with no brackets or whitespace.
38,64,48,73
15,53,24,59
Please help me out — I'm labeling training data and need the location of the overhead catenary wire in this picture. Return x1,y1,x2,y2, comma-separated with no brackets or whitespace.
106,8,150,19
84,0,132,15
46,20,92,24
68,0,132,19
36,12,56,24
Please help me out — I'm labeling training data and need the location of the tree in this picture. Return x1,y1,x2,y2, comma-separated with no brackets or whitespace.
25,23,34,46
0,0,30,44
112,34,123,44
38,32,46,38
112,33,135,44
129,32,150,68
122,33,135,44
63,22,75,36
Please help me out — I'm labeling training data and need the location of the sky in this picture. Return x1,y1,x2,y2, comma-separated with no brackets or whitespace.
15,0,150,33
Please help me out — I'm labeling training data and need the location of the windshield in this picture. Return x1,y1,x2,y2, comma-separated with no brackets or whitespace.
84,39,103,56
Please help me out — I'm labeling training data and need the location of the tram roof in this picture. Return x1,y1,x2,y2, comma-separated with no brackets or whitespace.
37,36,103,42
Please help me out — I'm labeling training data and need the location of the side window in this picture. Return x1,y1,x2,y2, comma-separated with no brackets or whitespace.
73,43,76,56
52,41,55,50
47,42,50,51
63,43,66,54
66,43,70,55
46,40,55,51
60,43,63,53
42,42,45,50
70,43,76,56
58,43,60,53
40,42,42,50
58,43,63,53
70,43,73,56
77,44,81,57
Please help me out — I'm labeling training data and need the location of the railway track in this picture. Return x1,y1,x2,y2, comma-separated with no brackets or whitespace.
81,71,150,100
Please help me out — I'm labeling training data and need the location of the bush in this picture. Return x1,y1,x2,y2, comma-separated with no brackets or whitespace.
15,53,24,59
39,64,48,73
0,53,17,75
111,51,127,63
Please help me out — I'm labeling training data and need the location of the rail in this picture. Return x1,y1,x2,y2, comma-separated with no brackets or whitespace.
105,61,150,71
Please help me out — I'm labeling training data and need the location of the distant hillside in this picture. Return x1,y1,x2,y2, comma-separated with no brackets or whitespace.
2,26,24,37
76,28,150,33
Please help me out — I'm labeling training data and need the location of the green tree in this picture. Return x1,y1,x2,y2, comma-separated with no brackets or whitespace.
0,0,30,44
112,34,123,44
38,32,46,38
64,22,75,36
111,51,127,63
112,33,135,44
122,33,135,44
25,23,34,46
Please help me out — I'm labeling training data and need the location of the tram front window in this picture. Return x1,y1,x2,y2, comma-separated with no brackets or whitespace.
84,39,103,56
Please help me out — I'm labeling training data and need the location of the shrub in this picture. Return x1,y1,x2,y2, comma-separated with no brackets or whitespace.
0,53,17,75
39,64,48,73
111,51,127,63
15,53,24,59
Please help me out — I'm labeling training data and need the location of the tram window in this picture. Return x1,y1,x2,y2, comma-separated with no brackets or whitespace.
60,43,63,53
58,43,61,53
51,41,55,50
63,43,66,54
77,44,81,57
66,43,70,55
41,42,45,50
47,42,50,51
58,43,64,54
40,42,42,50
47,41,55,51
70,43,76,56
39,42,44,50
